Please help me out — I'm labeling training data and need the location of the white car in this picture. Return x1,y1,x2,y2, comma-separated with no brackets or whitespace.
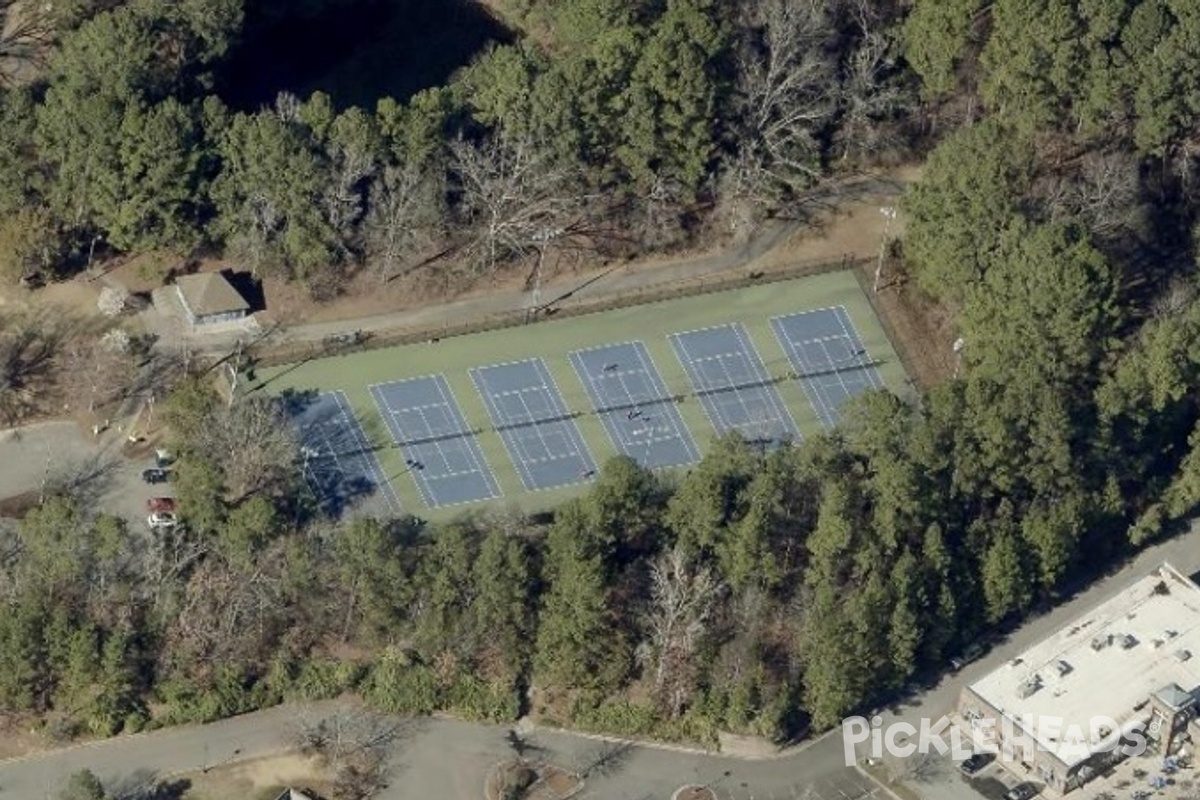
147,511,178,528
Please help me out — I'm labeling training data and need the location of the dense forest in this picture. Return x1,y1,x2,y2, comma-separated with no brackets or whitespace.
4,0,1200,777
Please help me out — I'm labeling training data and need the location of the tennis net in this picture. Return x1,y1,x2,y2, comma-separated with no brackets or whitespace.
792,358,880,382
493,411,583,434
394,428,478,449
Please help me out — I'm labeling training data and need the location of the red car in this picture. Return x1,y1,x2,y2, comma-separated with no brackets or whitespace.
146,497,176,513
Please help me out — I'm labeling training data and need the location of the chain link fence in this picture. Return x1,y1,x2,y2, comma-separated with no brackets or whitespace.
249,254,876,369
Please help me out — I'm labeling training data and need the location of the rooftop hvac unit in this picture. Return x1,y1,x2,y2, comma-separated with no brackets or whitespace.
1120,634,1138,649
1092,635,1113,651
1177,649,1192,662
1018,675,1043,699
1054,659,1072,676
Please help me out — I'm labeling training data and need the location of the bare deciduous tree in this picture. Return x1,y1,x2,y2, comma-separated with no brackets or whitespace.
450,131,585,275
294,708,408,800
322,124,379,260
56,334,137,413
1042,150,1142,239
833,0,911,161
227,192,281,278
192,395,298,501
730,0,837,206
0,0,54,87
363,161,446,283
637,546,722,718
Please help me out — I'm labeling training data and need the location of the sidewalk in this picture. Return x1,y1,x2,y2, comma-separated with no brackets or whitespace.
232,170,911,356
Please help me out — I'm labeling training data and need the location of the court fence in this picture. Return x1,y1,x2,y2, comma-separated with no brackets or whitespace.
850,264,925,393
248,254,877,370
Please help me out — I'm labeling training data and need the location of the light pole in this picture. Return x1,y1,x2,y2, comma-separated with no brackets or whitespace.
874,206,897,292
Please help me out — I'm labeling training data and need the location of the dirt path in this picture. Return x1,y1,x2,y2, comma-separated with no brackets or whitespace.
271,168,915,350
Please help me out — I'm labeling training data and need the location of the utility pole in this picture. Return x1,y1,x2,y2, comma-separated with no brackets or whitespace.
874,206,897,292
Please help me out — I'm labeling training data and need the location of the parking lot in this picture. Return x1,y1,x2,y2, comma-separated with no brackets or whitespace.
0,421,178,535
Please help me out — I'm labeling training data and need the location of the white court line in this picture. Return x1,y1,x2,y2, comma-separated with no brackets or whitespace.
470,367,538,491
670,333,726,437
435,376,502,499
817,337,856,414
771,318,837,429
369,382,438,507
515,380,577,461
538,358,596,470
788,332,838,427
569,345,684,467
805,338,844,427
569,349,627,459
713,349,768,437
731,324,799,437
630,343,700,461
329,391,401,514
366,372,450,391
834,306,883,389
569,339,644,357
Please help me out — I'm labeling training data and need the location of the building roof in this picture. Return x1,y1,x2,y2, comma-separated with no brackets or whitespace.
967,563,1200,768
175,272,249,317
272,791,314,800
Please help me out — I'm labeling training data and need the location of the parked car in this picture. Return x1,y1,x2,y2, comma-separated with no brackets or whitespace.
1005,783,1038,800
146,497,176,513
141,468,170,484
960,753,992,775
147,511,178,528
951,642,986,671
154,449,174,468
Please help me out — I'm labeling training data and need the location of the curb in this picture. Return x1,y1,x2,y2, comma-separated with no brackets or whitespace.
518,719,840,762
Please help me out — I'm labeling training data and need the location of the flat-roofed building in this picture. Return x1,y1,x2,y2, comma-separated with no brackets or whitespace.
957,563,1200,793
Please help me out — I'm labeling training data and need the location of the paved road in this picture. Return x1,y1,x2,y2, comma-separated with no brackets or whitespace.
2,519,1197,800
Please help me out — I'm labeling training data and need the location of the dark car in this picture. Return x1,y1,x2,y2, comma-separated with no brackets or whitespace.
960,753,992,775
951,642,986,671
1005,783,1038,800
141,468,169,484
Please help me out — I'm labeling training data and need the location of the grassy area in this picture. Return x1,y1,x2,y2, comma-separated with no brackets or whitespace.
253,269,908,521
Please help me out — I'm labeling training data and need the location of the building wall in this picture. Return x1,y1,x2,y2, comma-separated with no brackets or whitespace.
957,686,1075,792
957,686,1152,794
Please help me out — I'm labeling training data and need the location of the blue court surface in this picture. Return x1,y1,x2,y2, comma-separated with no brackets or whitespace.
771,307,883,428
670,323,799,447
369,375,502,508
470,358,597,491
289,391,400,516
569,342,700,469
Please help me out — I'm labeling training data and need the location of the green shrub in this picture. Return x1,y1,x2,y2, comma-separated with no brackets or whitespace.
446,672,520,721
361,649,441,715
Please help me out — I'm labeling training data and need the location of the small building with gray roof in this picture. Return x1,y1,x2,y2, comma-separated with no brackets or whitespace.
174,272,250,327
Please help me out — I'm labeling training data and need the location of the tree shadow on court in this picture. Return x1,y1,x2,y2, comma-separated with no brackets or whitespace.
280,388,390,519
